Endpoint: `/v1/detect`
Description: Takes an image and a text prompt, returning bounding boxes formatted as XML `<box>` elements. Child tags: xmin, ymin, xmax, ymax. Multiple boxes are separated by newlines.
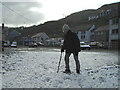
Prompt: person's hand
<box><xmin>61</xmin><ymin>49</ymin><xmax>64</xmax><ymax>52</ymax></box>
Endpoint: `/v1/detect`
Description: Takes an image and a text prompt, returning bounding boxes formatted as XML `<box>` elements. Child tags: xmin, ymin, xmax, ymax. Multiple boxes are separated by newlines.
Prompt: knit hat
<box><xmin>62</xmin><ymin>24</ymin><xmax>71</xmax><ymax>32</ymax></box>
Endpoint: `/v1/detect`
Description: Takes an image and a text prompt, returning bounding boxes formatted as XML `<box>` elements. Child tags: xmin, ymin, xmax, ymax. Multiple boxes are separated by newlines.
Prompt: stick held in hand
<box><xmin>57</xmin><ymin>52</ymin><xmax>62</xmax><ymax>73</ymax></box>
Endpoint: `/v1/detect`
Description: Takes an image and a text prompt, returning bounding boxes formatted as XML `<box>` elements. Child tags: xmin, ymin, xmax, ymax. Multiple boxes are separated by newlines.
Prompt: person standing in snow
<box><xmin>61</xmin><ymin>24</ymin><xmax>81</xmax><ymax>74</ymax></box>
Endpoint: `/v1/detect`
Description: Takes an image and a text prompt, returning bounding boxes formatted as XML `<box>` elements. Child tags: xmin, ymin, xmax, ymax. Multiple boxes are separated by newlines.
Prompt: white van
<box><xmin>80</xmin><ymin>42</ymin><xmax>90</xmax><ymax>50</ymax></box>
<box><xmin>11</xmin><ymin>42</ymin><xmax>17</xmax><ymax>47</ymax></box>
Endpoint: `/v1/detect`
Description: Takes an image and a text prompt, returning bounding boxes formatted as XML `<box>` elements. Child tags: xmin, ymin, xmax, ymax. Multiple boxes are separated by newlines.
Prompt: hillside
<box><xmin>6</xmin><ymin>2</ymin><xmax>119</xmax><ymax>38</ymax></box>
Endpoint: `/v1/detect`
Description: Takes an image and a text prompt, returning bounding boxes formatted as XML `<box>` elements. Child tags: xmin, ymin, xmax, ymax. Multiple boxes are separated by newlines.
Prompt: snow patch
<box><xmin>1</xmin><ymin>49</ymin><xmax>119</xmax><ymax>88</ymax></box>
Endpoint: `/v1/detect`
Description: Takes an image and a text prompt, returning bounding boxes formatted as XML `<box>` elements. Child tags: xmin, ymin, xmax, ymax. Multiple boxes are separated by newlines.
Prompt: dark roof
<box><xmin>94</xmin><ymin>25</ymin><xmax>109</xmax><ymax>32</ymax></box>
<box><xmin>9</xmin><ymin>30</ymin><xmax>21</xmax><ymax>36</ymax></box>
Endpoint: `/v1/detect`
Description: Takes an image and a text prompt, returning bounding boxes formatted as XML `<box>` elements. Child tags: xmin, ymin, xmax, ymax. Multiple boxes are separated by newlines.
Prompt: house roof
<box><xmin>31</xmin><ymin>32</ymin><xmax>49</xmax><ymax>38</ymax></box>
<box><xmin>94</xmin><ymin>25</ymin><xmax>109</xmax><ymax>32</ymax></box>
<box><xmin>9</xmin><ymin>30</ymin><xmax>21</xmax><ymax>36</ymax></box>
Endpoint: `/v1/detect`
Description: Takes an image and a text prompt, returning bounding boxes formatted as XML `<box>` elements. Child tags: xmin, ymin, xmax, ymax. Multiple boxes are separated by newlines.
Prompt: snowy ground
<box><xmin>0</xmin><ymin>47</ymin><xmax>119</xmax><ymax>88</ymax></box>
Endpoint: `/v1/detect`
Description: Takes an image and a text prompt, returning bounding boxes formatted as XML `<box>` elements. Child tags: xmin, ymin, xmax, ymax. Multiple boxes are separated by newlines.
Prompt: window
<box><xmin>91</xmin><ymin>35</ymin><xmax>94</xmax><ymax>39</ymax></box>
<box><xmin>81</xmin><ymin>31</ymin><xmax>85</xmax><ymax>34</ymax></box>
<box><xmin>81</xmin><ymin>35</ymin><xmax>85</xmax><ymax>39</ymax></box>
<box><xmin>112</xmin><ymin>18</ymin><xmax>119</xmax><ymax>25</ymax></box>
<box><xmin>112</xmin><ymin>29</ymin><xmax>118</xmax><ymax>34</ymax></box>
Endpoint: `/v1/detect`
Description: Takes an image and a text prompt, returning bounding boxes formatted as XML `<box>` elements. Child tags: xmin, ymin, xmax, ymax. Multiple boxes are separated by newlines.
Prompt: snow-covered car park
<box><xmin>0</xmin><ymin>47</ymin><xmax>119</xmax><ymax>88</ymax></box>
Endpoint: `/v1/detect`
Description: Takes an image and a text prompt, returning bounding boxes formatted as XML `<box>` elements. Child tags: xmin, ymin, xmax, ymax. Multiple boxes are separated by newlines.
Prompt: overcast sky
<box><xmin>0</xmin><ymin>0</ymin><xmax>119</xmax><ymax>27</ymax></box>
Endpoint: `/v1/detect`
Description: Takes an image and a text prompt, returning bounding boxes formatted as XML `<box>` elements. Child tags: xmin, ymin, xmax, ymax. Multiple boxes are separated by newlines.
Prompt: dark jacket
<box><xmin>62</xmin><ymin>30</ymin><xmax>81</xmax><ymax>53</ymax></box>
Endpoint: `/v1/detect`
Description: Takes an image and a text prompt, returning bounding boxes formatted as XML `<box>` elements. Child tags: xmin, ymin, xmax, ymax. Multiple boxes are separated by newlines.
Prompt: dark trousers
<box><xmin>65</xmin><ymin>52</ymin><xmax>80</xmax><ymax>71</ymax></box>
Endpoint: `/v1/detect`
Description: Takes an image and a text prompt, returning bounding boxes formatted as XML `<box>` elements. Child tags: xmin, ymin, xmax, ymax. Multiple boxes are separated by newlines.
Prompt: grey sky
<box><xmin>0</xmin><ymin>0</ymin><xmax>119</xmax><ymax>27</ymax></box>
<box><xmin>1</xmin><ymin>2</ymin><xmax>44</xmax><ymax>27</ymax></box>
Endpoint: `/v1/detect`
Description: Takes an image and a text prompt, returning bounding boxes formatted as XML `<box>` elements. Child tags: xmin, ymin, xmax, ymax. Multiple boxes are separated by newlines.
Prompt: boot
<box><xmin>63</xmin><ymin>69</ymin><xmax>71</xmax><ymax>73</ymax></box>
<box><xmin>76</xmin><ymin>70</ymin><xmax>80</xmax><ymax>74</ymax></box>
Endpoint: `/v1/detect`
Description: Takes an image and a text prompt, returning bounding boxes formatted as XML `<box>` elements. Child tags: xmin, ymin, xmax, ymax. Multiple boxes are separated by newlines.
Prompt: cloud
<box><xmin>1</xmin><ymin>2</ymin><xmax>44</xmax><ymax>26</ymax></box>
<box><xmin>1</xmin><ymin>0</ymin><xmax>119</xmax><ymax>27</ymax></box>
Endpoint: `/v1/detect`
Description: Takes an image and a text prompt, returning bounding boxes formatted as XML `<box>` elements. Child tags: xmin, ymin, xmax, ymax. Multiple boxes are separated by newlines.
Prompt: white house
<box><xmin>88</xmin><ymin>9</ymin><xmax>112</xmax><ymax>21</ymax></box>
<box><xmin>74</xmin><ymin>25</ymin><xmax>95</xmax><ymax>42</ymax></box>
<box><xmin>31</xmin><ymin>32</ymin><xmax>49</xmax><ymax>43</ymax></box>
<box><xmin>109</xmin><ymin>16</ymin><xmax>120</xmax><ymax>49</ymax></box>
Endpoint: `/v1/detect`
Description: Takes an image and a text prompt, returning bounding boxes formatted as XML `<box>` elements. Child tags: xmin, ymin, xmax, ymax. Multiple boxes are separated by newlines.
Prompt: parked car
<box><xmin>37</xmin><ymin>42</ymin><xmax>44</xmax><ymax>46</ymax></box>
<box><xmin>97</xmin><ymin>42</ymin><xmax>108</xmax><ymax>49</ymax></box>
<box><xmin>90</xmin><ymin>42</ymin><xmax>98</xmax><ymax>48</ymax></box>
<box><xmin>29</xmin><ymin>42</ymin><xmax>37</xmax><ymax>47</ymax></box>
<box><xmin>80</xmin><ymin>42</ymin><xmax>90</xmax><ymax>50</ymax></box>
<box><xmin>33</xmin><ymin>43</ymin><xmax>38</xmax><ymax>47</ymax></box>
<box><xmin>4</xmin><ymin>41</ymin><xmax>10</xmax><ymax>47</ymax></box>
<box><xmin>54</xmin><ymin>42</ymin><xmax>61</xmax><ymax>46</ymax></box>
<box><xmin>60</xmin><ymin>40</ymin><xmax>64</xmax><ymax>46</ymax></box>
<box><xmin>11</xmin><ymin>42</ymin><xmax>17</xmax><ymax>47</ymax></box>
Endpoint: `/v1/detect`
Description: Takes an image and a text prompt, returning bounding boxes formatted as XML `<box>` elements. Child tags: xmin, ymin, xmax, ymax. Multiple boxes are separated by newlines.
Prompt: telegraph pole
<box><xmin>2</xmin><ymin>23</ymin><xmax>4</xmax><ymax>51</ymax></box>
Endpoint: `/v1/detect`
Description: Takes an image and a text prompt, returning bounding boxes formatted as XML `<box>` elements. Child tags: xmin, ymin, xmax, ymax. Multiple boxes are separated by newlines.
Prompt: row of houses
<box><xmin>2</xmin><ymin>16</ymin><xmax>119</xmax><ymax>49</ymax></box>
<box><xmin>3</xmin><ymin>31</ymin><xmax>62</xmax><ymax>46</ymax></box>
<box><xmin>75</xmin><ymin>16</ymin><xmax>119</xmax><ymax>49</ymax></box>
<box><xmin>30</xmin><ymin>33</ymin><xmax>62</xmax><ymax>46</ymax></box>
<box><xmin>28</xmin><ymin>16</ymin><xmax>119</xmax><ymax>49</ymax></box>
<box><xmin>88</xmin><ymin>9</ymin><xmax>112</xmax><ymax>21</ymax></box>
<box><xmin>109</xmin><ymin>17</ymin><xmax>119</xmax><ymax>49</ymax></box>
<box><xmin>23</xmin><ymin>33</ymin><xmax>60</xmax><ymax>46</ymax></box>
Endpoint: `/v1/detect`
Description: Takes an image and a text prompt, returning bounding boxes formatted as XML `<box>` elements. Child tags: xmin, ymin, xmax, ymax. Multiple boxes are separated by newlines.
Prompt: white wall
<box><xmin>109</xmin><ymin>18</ymin><xmax>120</xmax><ymax>48</ymax></box>
<box><xmin>109</xmin><ymin>19</ymin><xmax>119</xmax><ymax>41</ymax></box>
<box><xmin>77</xmin><ymin>25</ymin><xmax>95</xmax><ymax>42</ymax></box>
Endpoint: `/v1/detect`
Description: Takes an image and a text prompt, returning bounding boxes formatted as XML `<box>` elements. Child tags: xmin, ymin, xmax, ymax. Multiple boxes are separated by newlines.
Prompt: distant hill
<box><xmin>6</xmin><ymin>2</ymin><xmax>119</xmax><ymax>38</ymax></box>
